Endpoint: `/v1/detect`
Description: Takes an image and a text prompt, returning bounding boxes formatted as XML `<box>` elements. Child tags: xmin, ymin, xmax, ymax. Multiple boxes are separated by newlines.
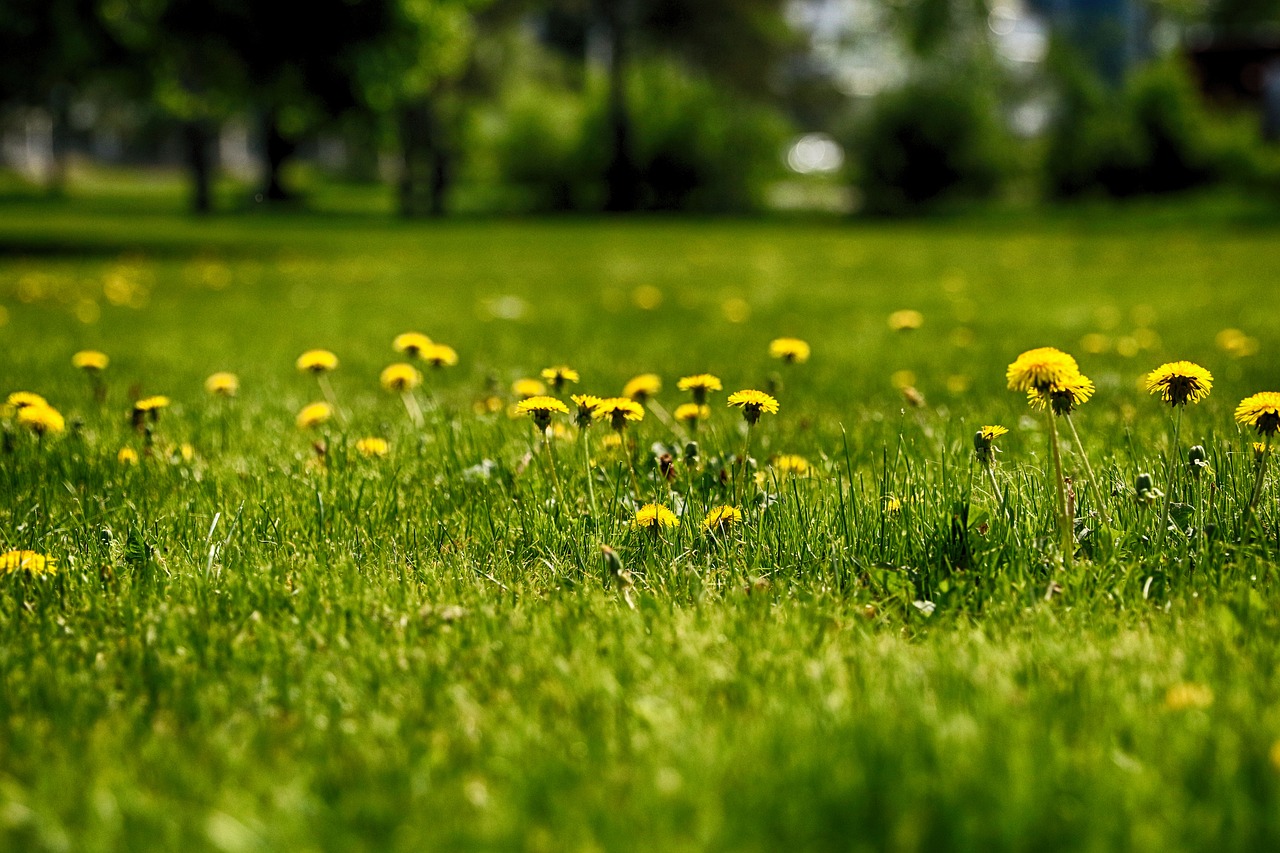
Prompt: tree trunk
<box><xmin>183</xmin><ymin>120</ymin><xmax>214</xmax><ymax>215</ymax></box>
<box><xmin>261</xmin><ymin>110</ymin><xmax>296</xmax><ymax>202</ymax></box>
<box><xmin>397</xmin><ymin>99</ymin><xmax>451</xmax><ymax>218</ymax></box>
<box><xmin>601</xmin><ymin>0</ymin><xmax>639</xmax><ymax>212</ymax></box>
<box><xmin>47</xmin><ymin>84</ymin><xmax>72</xmax><ymax>197</ymax></box>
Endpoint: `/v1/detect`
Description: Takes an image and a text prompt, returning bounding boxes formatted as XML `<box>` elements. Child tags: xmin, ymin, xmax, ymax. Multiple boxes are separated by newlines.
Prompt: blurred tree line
<box><xmin>3</xmin><ymin>0</ymin><xmax>1280</xmax><ymax>216</ymax></box>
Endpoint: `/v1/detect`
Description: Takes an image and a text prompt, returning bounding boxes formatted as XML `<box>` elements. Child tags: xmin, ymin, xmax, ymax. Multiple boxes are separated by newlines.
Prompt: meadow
<box><xmin>1</xmin><ymin>194</ymin><xmax>1279</xmax><ymax>852</ymax></box>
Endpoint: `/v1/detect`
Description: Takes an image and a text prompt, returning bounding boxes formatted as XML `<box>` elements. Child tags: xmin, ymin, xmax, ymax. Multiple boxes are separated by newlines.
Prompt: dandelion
<box><xmin>883</xmin><ymin>496</ymin><xmax>902</xmax><ymax>514</ymax></box>
<box><xmin>974</xmin><ymin>425</ymin><xmax>1009</xmax><ymax>508</ymax></box>
<box><xmin>18</xmin><ymin>403</ymin><xmax>64</xmax><ymax>437</ymax></box>
<box><xmin>1146</xmin><ymin>362</ymin><xmax>1213</xmax><ymax>407</ymax></box>
<box><xmin>634</xmin><ymin>503</ymin><xmax>678</xmax><ymax>532</ymax></box>
<box><xmin>727</xmin><ymin>389</ymin><xmax>779</xmax><ymax>426</ymax></box>
<box><xmin>380</xmin><ymin>363</ymin><xmax>422</xmax><ymax>393</ymax></box>
<box><xmin>1027</xmin><ymin>374</ymin><xmax>1096</xmax><ymax>417</ymax></box>
<box><xmin>594</xmin><ymin>397</ymin><xmax>645</xmax><ymax>431</ymax></box>
<box><xmin>540</xmin><ymin>366</ymin><xmax>580</xmax><ymax>393</ymax></box>
<box><xmin>571</xmin><ymin>394</ymin><xmax>602</xmax><ymax>428</ymax></box>
<box><xmin>0</xmin><ymin>550</ymin><xmax>55</xmax><ymax>576</ymax></box>
<box><xmin>674</xmin><ymin>403</ymin><xmax>710</xmax><ymax>430</ymax></box>
<box><xmin>356</xmin><ymin>437</ymin><xmax>389</xmax><ymax>458</ymax></box>
<box><xmin>887</xmin><ymin>309</ymin><xmax>923</xmax><ymax>331</ymax></box>
<box><xmin>1237</xmin><ymin>392</ymin><xmax>1280</xmax><ymax>534</ymax></box>
<box><xmin>513</xmin><ymin>378</ymin><xmax>547</xmax><ymax>399</ymax></box>
<box><xmin>515</xmin><ymin>395</ymin><xmax>570</xmax><ymax>432</ymax></box>
<box><xmin>393</xmin><ymin>332</ymin><xmax>432</xmax><ymax>358</ymax></box>
<box><xmin>702</xmin><ymin>505</ymin><xmax>742</xmax><ymax>536</ymax></box>
<box><xmin>72</xmin><ymin>350</ymin><xmax>109</xmax><ymax>371</ymax></box>
<box><xmin>296</xmin><ymin>349</ymin><xmax>339</xmax><ymax>374</ymax></box>
<box><xmin>296</xmin><ymin>402</ymin><xmax>332</xmax><ymax>430</ymax></box>
<box><xmin>772</xmin><ymin>454</ymin><xmax>810</xmax><ymax>478</ymax></box>
<box><xmin>205</xmin><ymin>372</ymin><xmax>239</xmax><ymax>397</ymax></box>
<box><xmin>1006</xmin><ymin>347</ymin><xmax>1079</xmax><ymax>394</ymax></box>
<box><xmin>623</xmin><ymin>373</ymin><xmax>662</xmax><ymax>403</ymax></box>
<box><xmin>422</xmin><ymin>343</ymin><xmax>458</xmax><ymax>368</ymax></box>
<box><xmin>1256</xmin><ymin>442</ymin><xmax>1272</xmax><ymax>461</ymax></box>
<box><xmin>769</xmin><ymin>337</ymin><xmax>810</xmax><ymax>364</ymax></box>
<box><xmin>118</xmin><ymin>447</ymin><xmax>139</xmax><ymax>465</ymax></box>
<box><xmin>7</xmin><ymin>392</ymin><xmax>47</xmax><ymax>410</ymax></box>
<box><xmin>677</xmin><ymin>374</ymin><xmax>722</xmax><ymax>404</ymax></box>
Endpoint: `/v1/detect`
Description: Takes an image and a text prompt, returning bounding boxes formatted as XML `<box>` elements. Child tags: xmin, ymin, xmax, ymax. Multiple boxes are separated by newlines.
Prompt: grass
<box><xmin>1</xmin><ymin>192</ymin><xmax>1279</xmax><ymax>851</ymax></box>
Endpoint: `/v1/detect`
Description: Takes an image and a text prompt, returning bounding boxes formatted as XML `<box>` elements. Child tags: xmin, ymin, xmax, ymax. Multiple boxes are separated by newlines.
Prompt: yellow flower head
<box><xmin>134</xmin><ymin>396</ymin><xmax>170</xmax><ymax>414</ymax></box>
<box><xmin>727</xmin><ymin>389</ymin><xmax>780</xmax><ymax>425</ymax></box>
<box><xmin>883</xmin><ymin>495</ymin><xmax>902</xmax><ymax>514</ymax></box>
<box><xmin>1255</xmin><ymin>442</ymin><xmax>1272</xmax><ymax>460</ymax></box>
<box><xmin>674</xmin><ymin>403</ymin><xmax>710</xmax><ymax>424</ymax></box>
<box><xmin>72</xmin><ymin>350</ymin><xmax>109</xmax><ymax>371</ymax></box>
<box><xmin>356</xmin><ymin>437</ymin><xmax>389</xmax><ymax>458</ymax></box>
<box><xmin>571</xmin><ymin>394</ymin><xmax>602</xmax><ymax>427</ymax></box>
<box><xmin>1145</xmin><ymin>361</ymin><xmax>1212</xmax><ymax>407</ymax></box>
<box><xmin>1006</xmin><ymin>347</ymin><xmax>1080</xmax><ymax>393</ymax></box>
<box><xmin>769</xmin><ymin>337</ymin><xmax>811</xmax><ymax>363</ymax></box>
<box><xmin>117</xmin><ymin>447</ymin><xmax>139</xmax><ymax>465</ymax></box>
<box><xmin>0</xmin><ymin>550</ymin><xmax>56</xmax><ymax>576</ymax></box>
<box><xmin>1236</xmin><ymin>392</ymin><xmax>1280</xmax><ymax>436</ymax></box>
<box><xmin>513</xmin><ymin>378</ymin><xmax>546</xmax><ymax>399</ymax></box>
<box><xmin>540</xmin><ymin>366</ymin><xmax>580</xmax><ymax>390</ymax></box>
<box><xmin>296</xmin><ymin>401</ymin><xmax>333</xmax><ymax>429</ymax></box>
<box><xmin>18</xmin><ymin>403</ymin><xmax>65</xmax><ymax>436</ymax></box>
<box><xmin>1027</xmin><ymin>374</ymin><xmax>1095</xmax><ymax>416</ymax></box>
<box><xmin>422</xmin><ymin>343</ymin><xmax>458</xmax><ymax>368</ymax></box>
<box><xmin>974</xmin><ymin>425</ymin><xmax>1008</xmax><ymax>462</ymax></box>
<box><xmin>205</xmin><ymin>372</ymin><xmax>239</xmax><ymax>397</ymax></box>
<box><xmin>516</xmin><ymin>395</ymin><xmax>570</xmax><ymax>430</ymax></box>
<box><xmin>772</xmin><ymin>454</ymin><xmax>810</xmax><ymax>477</ymax></box>
<box><xmin>634</xmin><ymin>503</ymin><xmax>679</xmax><ymax>531</ymax></box>
<box><xmin>594</xmin><ymin>397</ymin><xmax>645</xmax><ymax>430</ymax></box>
<box><xmin>7</xmin><ymin>392</ymin><xmax>48</xmax><ymax>410</ymax></box>
<box><xmin>702</xmin><ymin>505</ymin><xmax>742</xmax><ymax>534</ymax></box>
<box><xmin>623</xmin><ymin>373</ymin><xmax>662</xmax><ymax>402</ymax></box>
<box><xmin>393</xmin><ymin>332</ymin><xmax>433</xmax><ymax>358</ymax></box>
<box><xmin>296</xmin><ymin>349</ymin><xmax>339</xmax><ymax>374</ymax></box>
<box><xmin>887</xmin><ymin>309</ymin><xmax>923</xmax><ymax>332</ymax></box>
<box><xmin>677</xmin><ymin>373</ymin><xmax>722</xmax><ymax>404</ymax></box>
<box><xmin>979</xmin><ymin>424</ymin><xmax>1009</xmax><ymax>442</ymax></box>
<box><xmin>380</xmin><ymin>363</ymin><xmax>423</xmax><ymax>393</ymax></box>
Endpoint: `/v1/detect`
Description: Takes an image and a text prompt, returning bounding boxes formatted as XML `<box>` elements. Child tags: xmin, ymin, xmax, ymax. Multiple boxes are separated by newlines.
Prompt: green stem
<box><xmin>1047</xmin><ymin>414</ymin><xmax>1073</xmax><ymax>567</ymax></box>
<box><xmin>1065</xmin><ymin>414</ymin><xmax>1109</xmax><ymax>525</ymax></box>
<box><xmin>1242</xmin><ymin>436</ymin><xmax>1273</xmax><ymax>539</ymax></box>
<box><xmin>1156</xmin><ymin>407</ymin><xmax>1182</xmax><ymax>549</ymax></box>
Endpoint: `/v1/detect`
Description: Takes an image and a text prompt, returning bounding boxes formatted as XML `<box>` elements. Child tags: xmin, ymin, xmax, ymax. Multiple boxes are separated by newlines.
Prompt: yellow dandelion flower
<box><xmin>1006</xmin><ymin>347</ymin><xmax>1080</xmax><ymax>393</ymax></box>
<box><xmin>674</xmin><ymin>403</ymin><xmax>710</xmax><ymax>424</ymax></box>
<box><xmin>356</xmin><ymin>437</ymin><xmax>389</xmax><ymax>458</ymax></box>
<box><xmin>727</xmin><ymin>389</ymin><xmax>780</xmax><ymax>425</ymax></box>
<box><xmin>117</xmin><ymin>447</ymin><xmax>139</xmax><ymax>465</ymax></box>
<box><xmin>18</xmin><ymin>403</ymin><xmax>65</xmax><ymax>436</ymax></box>
<box><xmin>134</xmin><ymin>396</ymin><xmax>170</xmax><ymax>413</ymax></box>
<box><xmin>772</xmin><ymin>454</ymin><xmax>810</xmax><ymax>477</ymax></box>
<box><xmin>422</xmin><ymin>343</ymin><xmax>458</xmax><ymax>368</ymax></box>
<box><xmin>1145</xmin><ymin>361</ymin><xmax>1213</xmax><ymax>407</ymax></box>
<box><xmin>1256</xmin><ymin>442</ymin><xmax>1272</xmax><ymax>460</ymax></box>
<box><xmin>204</xmin><ymin>372</ymin><xmax>239</xmax><ymax>397</ymax></box>
<box><xmin>677</xmin><ymin>373</ymin><xmax>722</xmax><ymax>404</ymax></box>
<box><xmin>513</xmin><ymin>378</ymin><xmax>546</xmax><ymax>398</ymax></box>
<box><xmin>634</xmin><ymin>503</ymin><xmax>679</xmax><ymax>531</ymax></box>
<box><xmin>887</xmin><ymin>309</ymin><xmax>923</xmax><ymax>331</ymax></box>
<box><xmin>393</xmin><ymin>332</ymin><xmax>432</xmax><ymax>358</ymax></box>
<box><xmin>623</xmin><ymin>373</ymin><xmax>662</xmax><ymax>402</ymax></box>
<box><xmin>296</xmin><ymin>402</ymin><xmax>333</xmax><ymax>429</ymax></box>
<box><xmin>1236</xmin><ymin>392</ymin><xmax>1280</xmax><ymax>436</ymax></box>
<box><xmin>380</xmin><ymin>363</ymin><xmax>423</xmax><ymax>393</ymax></box>
<box><xmin>594</xmin><ymin>397</ymin><xmax>645</xmax><ymax>430</ymax></box>
<box><xmin>72</xmin><ymin>350</ymin><xmax>109</xmax><ymax>371</ymax></box>
<box><xmin>702</xmin><ymin>505</ymin><xmax>742</xmax><ymax>534</ymax></box>
<box><xmin>0</xmin><ymin>550</ymin><xmax>55</xmax><ymax>576</ymax></box>
<box><xmin>599</xmin><ymin>433</ymin><xmax>624</xmax><ymax>453</ymax></box>
<box><xmin>1217</xmin><ymin>328</ymin><xmax>1260</xmax><ymax>358</ymax></box>
<box><xmin>974</xmin><ymin>425</ymin><xmax>1008</xmax><ymax>462</ymax></box>
<box><xmin>769</xmin><ymin>337</ymin><xmax>810</xmax><ymax>363</ymax></box>
<box><xmin>571</xmin><ymin>394</ymin><xmax>602</xmax><ymax>427</ymax></box>
<box><xmin>296</xmin><ymin>349</ymin><xmax>338</xmax><ymax>373</ymax></box>
<box><xmin>1027</xmin><ymin>374</ymin><xmax>1095</xmax><ymax>417</ymax></box>
<box><xmin>980</xmin><ymin>425</ymin><xmax>1008</xmax><ymax>441</ymax></box>
<box><xmin>7</xmin><ymin>392</ymin><xmax>48</xmax><ymax>410</ymax></box>
<box><xmin>540</xmin><ymin>366</ymin><xmax>580</xmax><ymax>390</ymax></box>
<box><xmin>883</xmin><ymin>495</ymin><xmax>902</xmax><ymax>514</ymax></box>
<box><xmin>516</xmin><ymin>395</ymin><xmax>570</xmax><ymax>430</ymax></box>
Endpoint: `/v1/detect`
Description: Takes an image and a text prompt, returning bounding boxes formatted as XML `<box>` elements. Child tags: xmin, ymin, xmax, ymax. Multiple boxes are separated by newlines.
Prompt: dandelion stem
<box><xmin>401</xmin><ymin>391</ymin><xmax>424</xmax><ymax>427</ymax></box>
<box><xmin>581</xmin><ymin>430</ymin><xmax>598</xmax><ymax>520</ymax></box>
<box><xmin>1156</xmin><ymin>407</ymin><xmax>1183</xmax><ymax>549</ymax></box>
<box><xmin>1047</xmin><ymin>413</ymin><xmax>1072</xmax><ymax>566</ymax></box>
<box><xmin>543</xmin><ymin>432</ymin><xmax>565</xmax><ymax>508</ymax></box>
<box><xmin>1242</xmin><ymin>435</ymin><xmax>1273</xmax><ymax>539</ymax></box>
<box><xmin>1065</xmin><ymin>414</ymin><xmax>1109</xmax><ymax>525</ymax></box>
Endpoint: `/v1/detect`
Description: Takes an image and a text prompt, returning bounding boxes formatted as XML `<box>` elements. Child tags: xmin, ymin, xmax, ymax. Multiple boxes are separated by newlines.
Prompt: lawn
<box><xmin>1</xmin><ymin>195</ymin><xmax>1279</xmax><ymax>851</ymax></box>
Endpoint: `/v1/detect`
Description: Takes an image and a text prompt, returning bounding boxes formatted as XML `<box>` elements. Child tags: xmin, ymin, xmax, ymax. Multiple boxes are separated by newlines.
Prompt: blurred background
<box><xmin>3</xmin><ymin>0</ymin><xmax>1280</xmax><ymax>217</ymax></box>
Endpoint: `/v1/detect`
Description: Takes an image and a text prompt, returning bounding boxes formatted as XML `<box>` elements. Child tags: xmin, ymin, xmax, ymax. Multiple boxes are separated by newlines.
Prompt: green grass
<box><xmin>1</xmin><ymin>194</ymin><xmax>1279</xmax><ymax>851</ymax></box>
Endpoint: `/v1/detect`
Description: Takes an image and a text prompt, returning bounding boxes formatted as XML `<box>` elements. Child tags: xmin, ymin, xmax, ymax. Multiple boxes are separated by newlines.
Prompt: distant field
<box><xmin>1</xmin><ymin>196</ymin><xmax>1279</xmax><ymax>851</ymax></box>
